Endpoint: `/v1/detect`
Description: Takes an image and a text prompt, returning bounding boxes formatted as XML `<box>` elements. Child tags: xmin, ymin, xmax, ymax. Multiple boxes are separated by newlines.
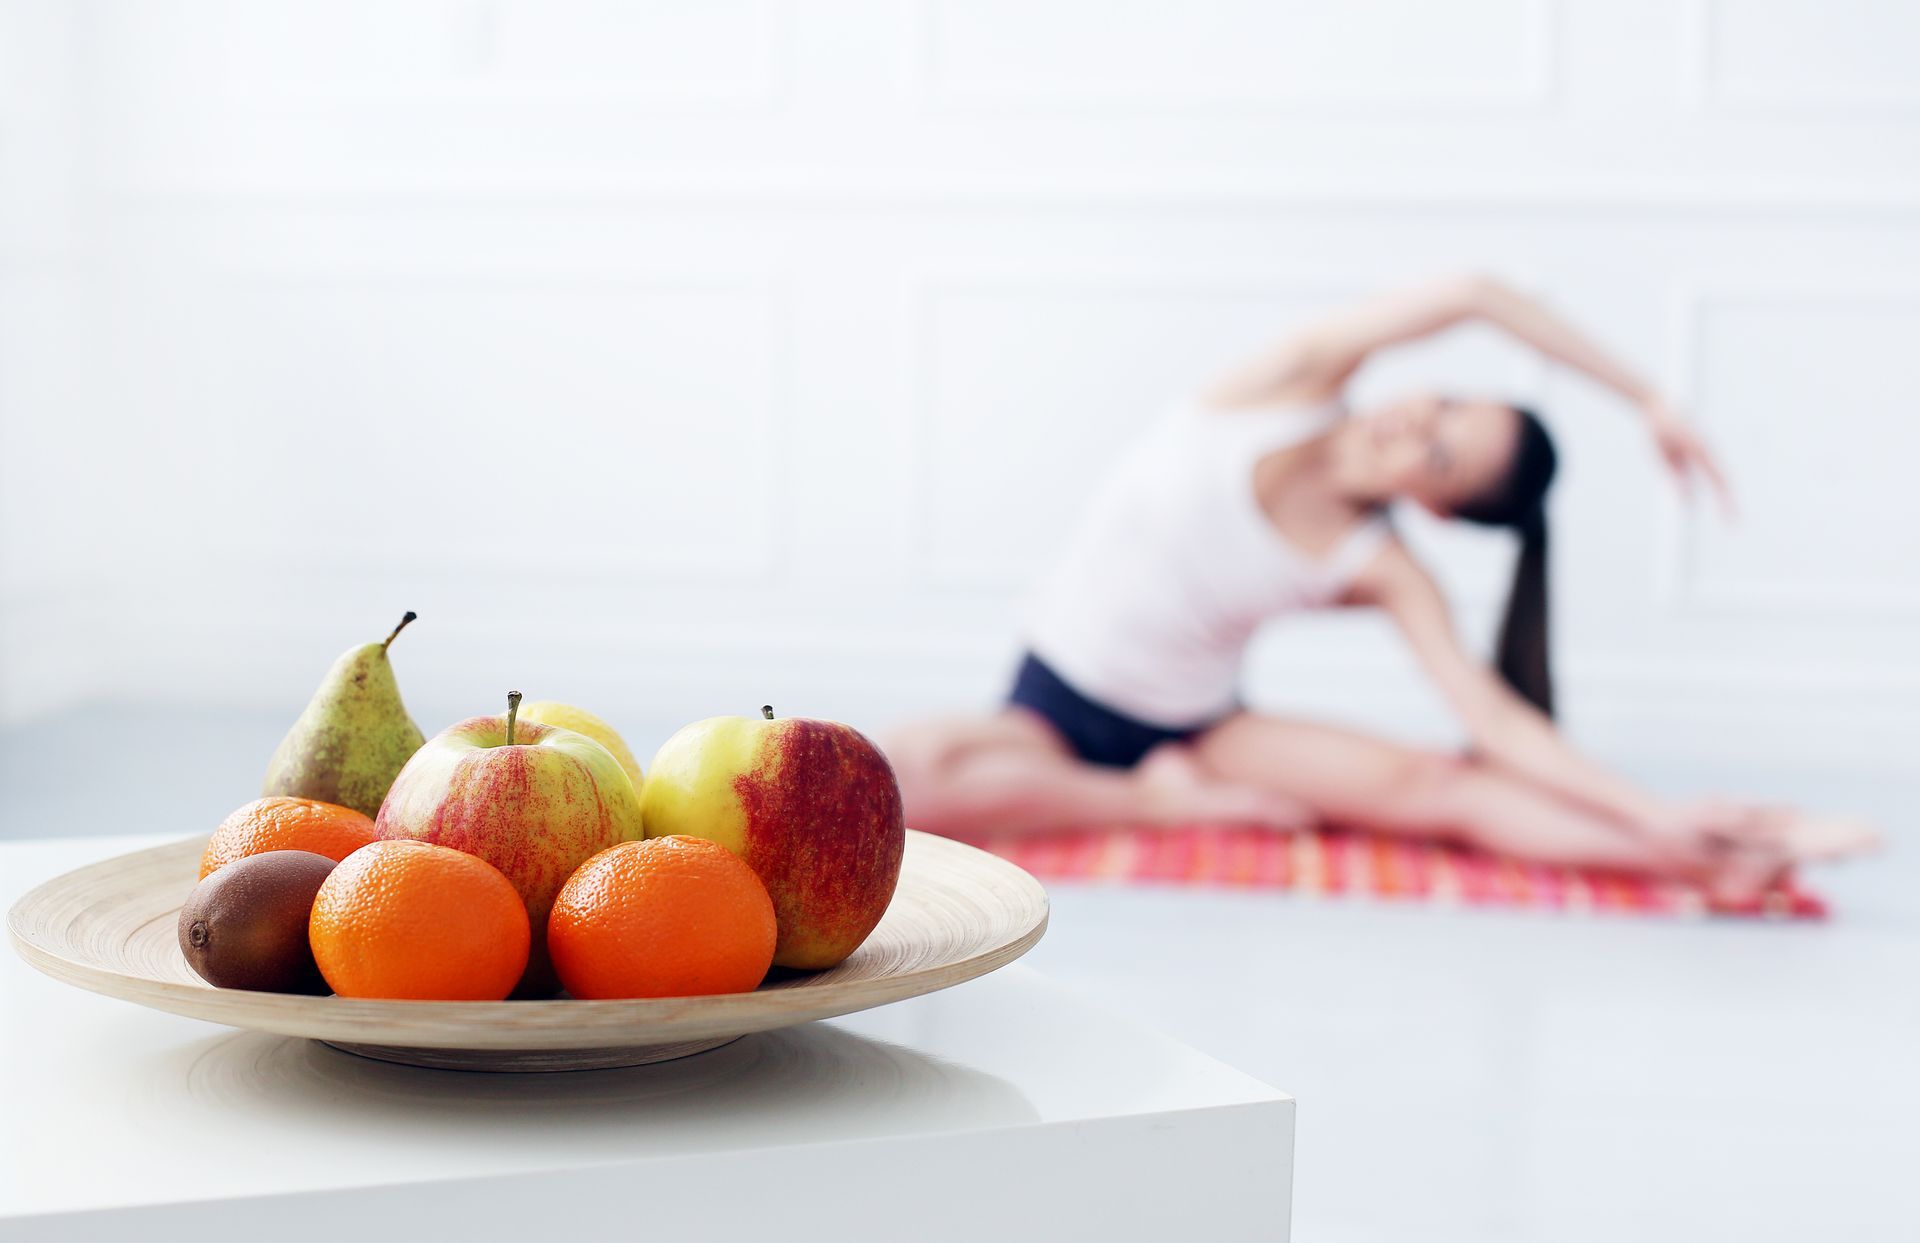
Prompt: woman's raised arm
<box><xmin>1468</xmin><ymin>280</ymin><xmax>1734</xmax><ymax>513</ymax></box>
<box><xmin>1208</xmin><ymin>273</ymin><xmax>1493</xmax><ymax>408</ymax></box>
<box><xmin>1211</xmin><ymin>274</ymin><xmax>1734</xmax><ymax>511</ymax></box>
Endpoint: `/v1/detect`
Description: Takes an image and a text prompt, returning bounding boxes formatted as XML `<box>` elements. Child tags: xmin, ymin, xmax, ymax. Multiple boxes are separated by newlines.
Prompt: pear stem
<box><xmin>506</xmin><ymin>690</ymin><xmax>523</xmax><ymax>746</ymax></box>
<box><xmin>381</xmin><ymin>611</ymin><xmax>418</xmax><ymax>653</ymax></box>
<box><xmin>761</xmin><ymin>705</ymin><xmax>775</xmax><ymax>720</ymax></box>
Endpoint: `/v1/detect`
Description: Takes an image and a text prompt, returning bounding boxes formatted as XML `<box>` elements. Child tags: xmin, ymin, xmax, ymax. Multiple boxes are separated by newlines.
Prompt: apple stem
<box><xmin>381</xmin><ymin>611</ymin><xmax>418</xmax><ymax>653</ymax></box>
<box><xmin>761</xmin><ymin>705</ymin><xmax>775</xmax><ymax>720</ymax></box>
<box><xmin>506</xmin><ymin>690</ymin><xmax>523</xmax><ymax>746</ymax></box>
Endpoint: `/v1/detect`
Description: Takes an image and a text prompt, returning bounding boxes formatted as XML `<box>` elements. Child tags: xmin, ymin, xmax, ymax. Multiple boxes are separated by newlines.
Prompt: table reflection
<box><xmin>129</xmin><ymin>1021</ymin><xmax>1038</xmax><ymax>1160</ymax></box>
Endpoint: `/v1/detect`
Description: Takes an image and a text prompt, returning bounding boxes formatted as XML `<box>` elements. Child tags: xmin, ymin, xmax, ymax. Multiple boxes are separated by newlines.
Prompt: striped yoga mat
<box><xmin>948</xmin><ymin>824</ymin><xmax>1827</xmax><ymax>919</ymax></box>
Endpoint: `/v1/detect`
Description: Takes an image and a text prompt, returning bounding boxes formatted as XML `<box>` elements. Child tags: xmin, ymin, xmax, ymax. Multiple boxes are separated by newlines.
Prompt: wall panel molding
<box><xmin>99</xmin><ymin>0</ymin><xmax>790</xmax><ymax>111</ymax></box>
<box><xmin>911</xmin><ymin>0</ymin><xmax>1560</xmax><ymax>113</ymax></box>
<box><xmin>1663</xmin><ymin>281</ymin><xmax>1920</xmax><ymax>619</ymax></box>
<box><xmin>1688</xmin><ymin>0</ymin><xmax>1920</xmax><ymax>114</ymax></box>
<box><xmin>97</xmin><ymin>176</ymin><xmax>1920</xmax><ymax>214</ymax></box>
<box><xmin>115</xmin><ymin>264</ymin><xmax>790</xmax><ymax>585</ymax></box>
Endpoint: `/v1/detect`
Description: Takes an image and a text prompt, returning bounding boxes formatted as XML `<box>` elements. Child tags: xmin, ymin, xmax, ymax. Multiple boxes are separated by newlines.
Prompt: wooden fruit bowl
<box><xmin>8</xmin><ymin>830</ymin><xmax>1048</xmax><ymax>1072</ymax></box>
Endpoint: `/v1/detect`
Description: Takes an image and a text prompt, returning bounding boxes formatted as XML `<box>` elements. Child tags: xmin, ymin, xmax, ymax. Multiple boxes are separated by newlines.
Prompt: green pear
<box><xmin>262</xmin><ymin>612</ymin><xmax>427</xmax><ymax>818</ymax></box>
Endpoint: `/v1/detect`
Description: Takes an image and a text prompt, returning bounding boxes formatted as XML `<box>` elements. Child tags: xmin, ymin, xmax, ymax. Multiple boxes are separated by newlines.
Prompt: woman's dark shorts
<box><xmin>1007</xmin><ymin>652</ymin><xmax>1211</xmax><ymax>769</ymax></box>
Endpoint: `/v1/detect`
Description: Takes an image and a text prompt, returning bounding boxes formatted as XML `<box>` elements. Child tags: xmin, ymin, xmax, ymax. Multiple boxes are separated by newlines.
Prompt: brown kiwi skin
<box><xmin>179</xmin><ymin>849</ymin><xmax>338</xmax><ymax>994</ymax></box>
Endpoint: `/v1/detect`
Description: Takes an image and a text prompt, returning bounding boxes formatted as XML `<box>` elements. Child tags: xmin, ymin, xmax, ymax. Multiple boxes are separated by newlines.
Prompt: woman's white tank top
<box><xmin>1025</xmin><ymin>400</ymin><xmax>1391</xmax><ymax>729</ymax></box>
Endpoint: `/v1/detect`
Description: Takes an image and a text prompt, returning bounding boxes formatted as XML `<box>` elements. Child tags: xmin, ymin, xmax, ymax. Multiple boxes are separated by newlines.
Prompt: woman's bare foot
<box><xmin>1744</xmin><ymin>806</ymin><xmax>1882</xmax><ymax>863</ymax></box>
<box><xmin>1666</xmin><ymin>800</ymin><xmax>1878</xmax><ymax>905</ymax></box>
<box><xmin>1137</xmin><ymin>743</ymin><xmax>1314</xmax><ymax>831</ymax></box>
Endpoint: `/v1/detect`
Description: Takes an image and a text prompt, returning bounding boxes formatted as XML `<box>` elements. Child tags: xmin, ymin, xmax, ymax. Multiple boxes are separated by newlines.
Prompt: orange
<box><xmin>548</xmin><ymin>836</ymin><xmax>776</xmax><ymax>1000</ymax></box>
<box><xmin>200</xmin><ymin>797</ymin><xmax>377</xmax><ymax>880</ymax></box>
<box><xmin>308</xmin><ymin>840</ymin><xmax>529</xmax><ymax>1001</ymax></box>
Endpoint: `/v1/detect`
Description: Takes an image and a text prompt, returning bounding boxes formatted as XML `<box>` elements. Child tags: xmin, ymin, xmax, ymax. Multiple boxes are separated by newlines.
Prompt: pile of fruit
<box><xmin>178</xmin><ymin>614</ymin><xmax>906</xmax><ymax>1001</ymax></box>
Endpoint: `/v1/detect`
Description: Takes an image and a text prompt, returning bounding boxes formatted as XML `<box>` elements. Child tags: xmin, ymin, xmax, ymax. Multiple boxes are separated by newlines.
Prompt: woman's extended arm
<box><xmin>1462</xmin><ymin>277</ymin><xmax>1656</xmax><ymax>406</ymax></box>
<box><xmin>1352</xmin><ymin>540</ymin><xmax>1676</xmax><ymax>836</ymax></box>
<box><xmin>1210</xmin><ymin>274</ymin><xmax>1733</xmax><ymax>509</ymax></box>
<box><xmin>1207</xmin><ymin>273</ymin><xmax>1493</xmax><ymax>408</ymax></box>
<box><xmin>1468</xmin><ymin>280</ymin><xmax>1733</xmax><ymax>512</ymax></box>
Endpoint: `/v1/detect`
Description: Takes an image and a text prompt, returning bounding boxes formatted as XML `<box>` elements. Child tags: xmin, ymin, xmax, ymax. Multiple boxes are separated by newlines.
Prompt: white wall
<box><xmin>3</xmin><ymin>0</ymin><xmax>1918</xmax><ymax>770</ymax></box>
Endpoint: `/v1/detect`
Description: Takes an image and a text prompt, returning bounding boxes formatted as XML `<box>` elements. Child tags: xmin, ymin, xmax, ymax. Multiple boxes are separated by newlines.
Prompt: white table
<box><xmin>0</xmin><ymin>835</ymin><xmax>1294</xmax><ymax>1242</ymax></box>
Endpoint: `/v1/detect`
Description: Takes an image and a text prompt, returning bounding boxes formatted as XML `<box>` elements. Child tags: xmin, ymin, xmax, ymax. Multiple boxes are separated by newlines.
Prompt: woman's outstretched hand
<box><xmin>1638</xmin><ymin>798</ymin><xmax>1799</xmax><ymax>903</ymax></box>
<box><xmin>1637</xmin><ymin>797</ymin><xmax>1756</xmax><ymax>868</ymax></box>
<box><xmin>1644</xmin><ymin>396</ymin><xmax>1737</xmax><ymax>518</ymax></box>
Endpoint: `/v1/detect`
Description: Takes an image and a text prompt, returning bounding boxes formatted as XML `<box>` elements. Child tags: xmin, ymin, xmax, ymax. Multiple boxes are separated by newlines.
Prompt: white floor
<box><xmin>1032</xmin><ymin>867</ymin><xmax>1919</xmax><ymax>1242</ymax></box>
<box><xmin>5</xmin><ymin>708</ymin><xmax>1914</xmax><ymax>1241</ymax></box>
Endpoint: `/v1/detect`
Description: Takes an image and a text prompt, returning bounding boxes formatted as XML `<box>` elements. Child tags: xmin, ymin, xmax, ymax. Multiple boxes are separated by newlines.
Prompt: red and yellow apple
<box><xmin>640</xmin><ymin>707</ymin><xmax>904</xmax><ymax>970</ymax></box>
<box><xmin>373</xmin><ymin>692</ymin><xmax>644</xmax><ymax>992</ymax></box>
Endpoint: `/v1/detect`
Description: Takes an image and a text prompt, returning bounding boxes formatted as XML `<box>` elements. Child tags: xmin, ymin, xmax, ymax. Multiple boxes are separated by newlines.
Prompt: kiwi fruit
<box><xmin>179</xmin><ymin>849</ymin><xmax>337</xmax><ymax>994</ymax></box>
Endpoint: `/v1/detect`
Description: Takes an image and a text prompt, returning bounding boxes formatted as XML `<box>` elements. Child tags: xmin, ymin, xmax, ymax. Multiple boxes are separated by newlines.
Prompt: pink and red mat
<box><xmin>946</xmin><ymin>824</ymin><xmax>1827</xmax><ymax>919</ymax></box>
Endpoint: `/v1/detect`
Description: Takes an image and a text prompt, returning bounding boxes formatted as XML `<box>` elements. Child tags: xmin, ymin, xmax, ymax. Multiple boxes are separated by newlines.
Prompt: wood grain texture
<box><xmin>7</xmin><ymin>831</ymin><xmax>1048</xmax><ymax>1072</ymax></box>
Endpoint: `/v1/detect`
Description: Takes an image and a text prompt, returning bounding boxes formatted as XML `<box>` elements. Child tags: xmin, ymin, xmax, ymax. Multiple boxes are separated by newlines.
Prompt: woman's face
<box><xmin>1342</xmin><ymin>393</ymin><xmax>1521</xmax><ymax>513</ymax></box>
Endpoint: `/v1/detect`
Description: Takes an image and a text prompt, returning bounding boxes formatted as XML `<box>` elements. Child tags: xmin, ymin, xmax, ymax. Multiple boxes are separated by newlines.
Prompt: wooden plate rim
<box><xmin>7</xmin><ymin>830</ymin><xmax>1049</xmax><ymax>1051</ymax></box>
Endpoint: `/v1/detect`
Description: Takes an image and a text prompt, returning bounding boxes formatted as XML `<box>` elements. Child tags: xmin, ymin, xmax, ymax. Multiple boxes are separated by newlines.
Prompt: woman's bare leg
<box><xmin>883</xmin><ymin>710</ymin><xmax>1307</xmax><ymax>837</ymax></box>
<box><xmin>1192</xmin><ymin>712</ymin><xmax>1767</xmax><ymax>886</ymax></box>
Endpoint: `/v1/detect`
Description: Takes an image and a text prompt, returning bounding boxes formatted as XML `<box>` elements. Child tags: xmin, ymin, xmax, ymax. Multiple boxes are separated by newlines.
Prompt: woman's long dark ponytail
<box><xmin>1457</xmin><ymin>409</ymin><xmax>1558</xmax><ymax>718</ymax></box>
<box><xmin>1495</xmin><ymin>509</ymin><xmax>1552</xmax><ymax>716</ymax></box>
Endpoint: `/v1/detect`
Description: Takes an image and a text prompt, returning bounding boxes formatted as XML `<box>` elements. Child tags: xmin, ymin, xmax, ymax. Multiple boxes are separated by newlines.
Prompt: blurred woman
<box><xmin>886</xmin><ymin>275</ymin><xmax>1873</xmax><ymax>902</ymax></box>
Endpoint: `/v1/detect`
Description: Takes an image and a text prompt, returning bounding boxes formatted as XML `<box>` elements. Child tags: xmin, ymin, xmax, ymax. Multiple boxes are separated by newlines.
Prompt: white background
<box><xmin>3</xmin><ymin>0</ymin><xmax>1918</xmax><ymax>771</ymax></box>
